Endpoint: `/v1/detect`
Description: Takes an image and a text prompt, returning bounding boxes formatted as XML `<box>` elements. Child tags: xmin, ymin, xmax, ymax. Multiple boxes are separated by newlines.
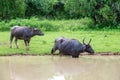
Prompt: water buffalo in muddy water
<box><xmin>10</xmin><ymin>26</ymin><xmax>44</xmax><ymax>50</ymax></box>
<box><xmin>51</xmin><ymin>37</ymin><xmax>94</xmax><ymax>58</ymax></box>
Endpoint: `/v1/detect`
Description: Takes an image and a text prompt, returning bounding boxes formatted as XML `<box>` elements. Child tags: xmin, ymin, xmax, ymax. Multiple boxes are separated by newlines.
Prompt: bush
<box><xmin>0</xmin><ymin>0</ymin><xmax>25</xmax><ymax>21</ymax></box>
<box><xmin>0</xmin><ymin>21</ymin><xmax>10</xmax><ymax>31</ymax></box>
<box><xmin>0</xmin><ymin>17</ymin><xmax>94</xmax><ymax>31</ymax></box>
<box><xmin>0</xmin><ymin>0</ymin><xmax>120</xmax><ymax>28</ymax></box>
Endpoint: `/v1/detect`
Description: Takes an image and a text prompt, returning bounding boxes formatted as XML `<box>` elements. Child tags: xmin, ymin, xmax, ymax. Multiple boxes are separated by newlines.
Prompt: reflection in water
<box><xmin>0</xmin><ymin>56</ymin><xmax>120</xmax><ymax>80</ymax></box>
<box><xmin>48</xmin><ymin>75</ymin><xmax>65</xmax><ymax>80</ymax></box>
<box><xmin>52</xmin><ymin>56</ymin><xmax>97</xmax><ymax>75</ymax></box>
<box><xmin>50</xmin><ymin>56</ymin><xmax>120</xmax><ymax>80</ymax></box>
<box><xmin>49</xmin><ymin>56</ymin><xmax>97</xmax><ymax>80</ymax></box>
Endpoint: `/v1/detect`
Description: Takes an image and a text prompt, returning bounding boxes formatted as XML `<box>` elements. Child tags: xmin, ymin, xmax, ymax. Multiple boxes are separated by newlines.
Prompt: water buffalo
<box><xmin>51</xmin><ymin>37</ymin><xmax>69</xmax><ymax>54</ymax></box>
<box><xmin>10</xmin><ymin>26</ymin><xmax>44</xmax><ymax>50</ymax></box>
<box><xmin>51</xmin><ymin>37</ymin><xmax>94</xmax><ymax>58</ymax></box>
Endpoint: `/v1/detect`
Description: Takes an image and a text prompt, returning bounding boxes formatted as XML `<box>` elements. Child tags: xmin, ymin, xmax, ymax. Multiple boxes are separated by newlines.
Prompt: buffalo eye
<box><xmin>34</xmin><ymin>29</ymin><xmax>39</xmax><ymax>32</ymax></box>
<box><xmin>33</xmin><ymin>28</ymin><xmax>39</xmax><ymax>31</ymax></box>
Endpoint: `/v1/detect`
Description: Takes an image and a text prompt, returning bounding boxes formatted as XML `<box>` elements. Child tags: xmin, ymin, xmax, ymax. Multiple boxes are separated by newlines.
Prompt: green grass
<box><xmin>0</xmin><ymin>30</ymin><xmax>120</xmax><ymax>55</ymax></box>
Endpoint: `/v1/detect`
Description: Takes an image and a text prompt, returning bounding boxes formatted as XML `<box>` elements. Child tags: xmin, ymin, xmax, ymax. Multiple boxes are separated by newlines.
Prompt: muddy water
<box><xmin>0</xmin><ymin>56</ymin><xmax>120</xmax><ymax>80</ymax></box>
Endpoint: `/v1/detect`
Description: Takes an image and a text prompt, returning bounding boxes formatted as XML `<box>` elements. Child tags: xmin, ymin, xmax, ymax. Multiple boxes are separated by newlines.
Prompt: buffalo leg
<box><xmin>10</xmin><ymin>34</ymin><xmax>14</xmax><ymax>48</ymax></box>
<box><xmin>15</xmin><ymin>38</ymin><xmax>18</xmax><ymax>48</ymax></box>
<box><xmin>27</xmin><ymin>39</ymin><xmax>30</xmax><ymax>50</ymax></box>
<box><xmin>72</xmin><ymin>52</ymin><xmax>79</xmax><ymax>58</ymax></box>
<box><xmin>28</xmin><ymin>39</ymin><xmax>30</xmax><ymax>46</ymax></box>
<box><xmin>59</xmin><ymin>52</ymin><xmax>63</xmax><ymax>56</ymax></box>
<box><xmin>24</xmin><ymin>40</ymin><xmax>29</xmax><ymax>51</ymax></box>
<box><xmin>51</xmin><ymin>46</ymin><xmax>58</xmax><ymax>55</ymax></box>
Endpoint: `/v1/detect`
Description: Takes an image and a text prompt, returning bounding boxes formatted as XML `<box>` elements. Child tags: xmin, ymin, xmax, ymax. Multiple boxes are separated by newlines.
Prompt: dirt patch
<box><xmin>81</xmin><ymin>52</ymin><xmax>120</xmax><ymax>56</ymax></box>
<box><xmin>0</xmin><ymin>42</ymin><xmax>9</xmax><ymax>45</ymax></box>
<box><xmin>97</xmin><ymin>52</ymin><xmax>120</xmax><ymax>56</ymax></box>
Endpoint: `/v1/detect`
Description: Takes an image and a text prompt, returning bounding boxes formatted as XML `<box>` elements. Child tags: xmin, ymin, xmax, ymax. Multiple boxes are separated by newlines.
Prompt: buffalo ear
<box><xmin>33</xmin><ymin>28</ymin><xmax>39</xmax><ymax>32</ymax></box>
<box><xmin>82</xmin><ymin>45</ymin><xmax>86</xmax><ymax>51</ymax></box>
<box><xmin>33</xmin><ymin>28</ymin><xmax>38</xmax><ymax>31</ymax></box>
<box><xmin>60</xmin><ymin>39</ymin><xmax>64</xmax><ymax>43</ymax></box>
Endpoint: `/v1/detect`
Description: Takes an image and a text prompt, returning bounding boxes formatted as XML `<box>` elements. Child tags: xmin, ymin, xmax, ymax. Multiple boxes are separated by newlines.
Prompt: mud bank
<box><xmin>0</xmin><ymin>52</ymin><xmax>119</xmax><ymax>56</ymax></box>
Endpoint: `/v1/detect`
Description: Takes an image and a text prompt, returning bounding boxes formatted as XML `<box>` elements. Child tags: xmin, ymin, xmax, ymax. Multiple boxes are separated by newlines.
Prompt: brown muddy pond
<box><xmin>0</xmin><ymin>55</ymin><xmax>120</xmax><ymax>80</ymax></box>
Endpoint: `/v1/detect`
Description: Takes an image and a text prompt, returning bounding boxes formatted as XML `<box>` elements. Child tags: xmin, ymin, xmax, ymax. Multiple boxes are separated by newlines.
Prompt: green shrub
<box><xmin>0</xmin><ymin>0</ymin><xmax>25</xmax><ymax>21</ymax></box>
<box><xmin>1</xmin><ymin>17</ymin><xmax>119</xmax><ymax>31</ymax></box>
<box><xmin>0</xmin><ymin>21</ymin><xmax>10</xmax><ymax>31</ymax></box>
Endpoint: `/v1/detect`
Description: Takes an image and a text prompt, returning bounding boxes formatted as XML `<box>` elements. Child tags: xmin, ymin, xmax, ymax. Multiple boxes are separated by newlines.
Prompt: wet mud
<box><xmin>0</xmin><ymin>52</ymin><xmax>120</xmax><ymax>56</ymax></box>
<box><xmin>0</xmin><ymin>56</ymin><xmax>120</xmax><ymax>80</ymax></box>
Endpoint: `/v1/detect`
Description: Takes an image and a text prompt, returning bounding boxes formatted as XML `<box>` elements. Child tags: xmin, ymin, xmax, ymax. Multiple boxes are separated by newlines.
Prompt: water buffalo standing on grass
<box><xmin>51</xmin><ymin>37</ymin><xmax>94</xmax><ymax>58</ymax></box>
<box><xmin>10</xmin><ymin>26</ymin><xmax>44</xmax><ymax>50</ymax></box>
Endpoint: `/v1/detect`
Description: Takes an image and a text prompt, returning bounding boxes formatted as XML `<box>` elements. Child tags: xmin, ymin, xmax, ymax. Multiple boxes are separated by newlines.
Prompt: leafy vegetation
<box><xmin>0</xmin><ymin>31</ymin><xmax>120</xmax><ymax>55</ymax></box>
<box><xmin>0</xmin><ymin>0</ymin><xmax>120</xmax><ymax>28</ymax></box>
<box><xmin>0</xmin><ymin>17</ymin><xmax>95</xmax><ymax>31</ymax></box>
<box><xmin>0</xmin><ymin>0</ymin><xmax>25</xmax><ymax>21</ymax></box>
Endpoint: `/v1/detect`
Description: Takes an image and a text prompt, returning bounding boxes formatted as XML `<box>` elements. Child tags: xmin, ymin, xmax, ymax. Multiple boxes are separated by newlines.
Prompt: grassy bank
<box><xmin>0</xmin><ymin>30</ymin><xmax>120</xmax><ymax>55</ymax></box>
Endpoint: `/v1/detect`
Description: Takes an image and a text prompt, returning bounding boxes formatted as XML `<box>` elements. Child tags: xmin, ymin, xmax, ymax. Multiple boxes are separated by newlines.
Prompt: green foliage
<box><xmin>65</xmin><ymin>0</ymin><xmax>96</xmax><ymax>18</ymax></box>
<box><xmin>0</xmin><ymin>0</ymin><xmax>25</xmax><ymax>21</ymax></box>
<box><xmin>98</xmin><ymin>5</ymin><xmax>117</xmax><ymax>26</ymax></box>
<box><xmin>0</xmin><ymin>0</ymin><xmax>120</xmax><ymax>28</ymax></box>
<box><xmin>0</xmin><ymin>17</ymin><xmax>94</xmax><ymax>31</ymax></box>
<box><xmin>24</xmin><ymin>0</ymin><xmax>51</xmax><ymax>16</ymax></box>
<box><xmin>65</xmin><ymin>0</ymin><xmax>120</xmax><ymax>27</ymax></box>
<box><xmin>24</xmin><ymin>0</ymin><xmax>66</xmax><ymax>19</ymax></box>
<box><xmin>0</xmin><ymin>21</ymin><xmax>9</xmax><ymax>31</ymax></box>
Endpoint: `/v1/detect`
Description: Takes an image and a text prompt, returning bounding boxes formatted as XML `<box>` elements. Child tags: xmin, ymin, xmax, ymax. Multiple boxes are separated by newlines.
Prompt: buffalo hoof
<box><xmin>26</xmin><ymin>47</ymin><xmax>29</xmax><ymax>51</ymax></box>
<box><xmin>89</xmin><ymin>53</ymin><xmax>94</xmax><ymax>55</ymax></box>
<box><xmin>59</xmin><ymin>53</ymin><xmax>63</xmax><ymax>57</ymax></box>
<box><xmin>72</xmin><ymin>56</ymin><xmax>79</xmax><ymax>58</ymax></box>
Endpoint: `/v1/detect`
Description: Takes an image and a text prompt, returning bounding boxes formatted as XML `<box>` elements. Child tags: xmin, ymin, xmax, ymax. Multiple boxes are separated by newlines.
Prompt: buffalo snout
<box><xmin>33</xmin><ymin>28</ymin><xmax>44</xmax><ymax>36</ymax></box>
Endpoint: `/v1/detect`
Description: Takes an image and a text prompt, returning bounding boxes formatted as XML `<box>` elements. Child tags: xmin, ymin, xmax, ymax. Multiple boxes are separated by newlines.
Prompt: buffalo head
<box><xmin>33</xmin><ymin>28</ymin><xmax>44</xmax><ymax>36</ymax></box>
<box><xmin>82</xmin><ymin>38</ymin><xmax>94</xmax><ymax>54</ymax></box>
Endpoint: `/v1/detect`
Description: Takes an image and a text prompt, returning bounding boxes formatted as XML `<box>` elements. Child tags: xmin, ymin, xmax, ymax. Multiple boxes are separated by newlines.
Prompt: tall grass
<box><xmin>0</xmin><ymin>17</ymin><xmax>94</xmax><ymax>31</ymax></box>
